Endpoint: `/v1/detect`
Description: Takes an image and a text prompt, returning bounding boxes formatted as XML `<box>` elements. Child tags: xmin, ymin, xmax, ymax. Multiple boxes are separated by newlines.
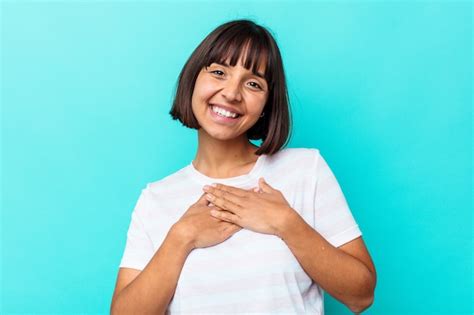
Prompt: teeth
<box><xmin>211</xmin><ymin>105</ymin><xmax>239</xmax><ymax>118</ymax></box>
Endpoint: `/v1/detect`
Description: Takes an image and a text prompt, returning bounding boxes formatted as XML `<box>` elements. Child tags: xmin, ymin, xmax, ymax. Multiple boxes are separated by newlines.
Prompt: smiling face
<box><xmin>191</xmin><ymin>49</ymin><xmax>269</xmax><ymax>141</ymax></box>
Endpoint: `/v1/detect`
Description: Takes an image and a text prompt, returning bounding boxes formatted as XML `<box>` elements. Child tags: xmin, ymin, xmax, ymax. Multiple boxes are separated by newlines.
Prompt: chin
<box><xmin>201</xmin><ymin>127</ymin><xmax>244</xmax><ymax>141</ymax></box>
<box><xmin>208</xmin><ymin>131</ymin><xmax>238</xmax><ymax>141</ymax></box>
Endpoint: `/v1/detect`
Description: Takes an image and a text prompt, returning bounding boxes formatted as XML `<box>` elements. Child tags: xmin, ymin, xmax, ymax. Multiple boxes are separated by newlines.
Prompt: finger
<box><xmin>210</xmin><ymin>208</ymin><xmax>241</xmax><ymax>225</ymax></box>
<box><xmin>209</xmin><ymin>202</ymin><xmax>224</xmax><ymax>211</ymax></box>
<box><xmin>205</xmin><ymin>192</ymin><xmax>241</xmax><ymax>214</ymax></box>
<box><xmin>210</xmin><ymin>183</ymin><xmax>249</xmax><ymax>197</ymax></box>
<box><xmin>204</xmin><ymin>184</ymin><xmax>244</xmax><ymax>204</ymax></box>
<box><xmin>205</xmin><ymin>188</ymin><xmax>243</xmax><ymax>212</ymax></box>
<box><xmin>253</xmin><ymin>187</ymin><xmax>263</xmax><ymax>193</ymax></box>
<box><xmin>197</xmin><ymin>192</ymin><xmax>210</xmax><ymax>205</ymax></box>
<box><xmin>258</xmin><ymin>177</ymin><xmax>273</xmax><ymax>194</ymax></box>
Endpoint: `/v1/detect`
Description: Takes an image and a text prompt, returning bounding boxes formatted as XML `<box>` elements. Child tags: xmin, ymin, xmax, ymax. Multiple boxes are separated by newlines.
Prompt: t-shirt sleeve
<box><xmin>119</xmin><ymin>185</ymin><xmax>155</xmax><ymax>271</ymax></box>
<box><xmin>312</xmin><ymin>150</ymin><xmax>362</xmax><ymax>248</ymax></box>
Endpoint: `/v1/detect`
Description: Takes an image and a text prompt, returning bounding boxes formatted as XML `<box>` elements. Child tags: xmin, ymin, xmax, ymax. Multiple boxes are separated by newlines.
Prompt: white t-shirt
<box><xmin>119</xmin><ymin>147</ymin><xmax>362</xmax><ymax>314</ymax></box>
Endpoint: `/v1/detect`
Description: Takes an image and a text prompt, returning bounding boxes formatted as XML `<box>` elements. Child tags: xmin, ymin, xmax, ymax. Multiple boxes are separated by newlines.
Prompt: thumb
<box><xmin>253</xmin><ymin>187</ymin><xmax>261</xmax><ymax>193</ymax></box>
<box><xmin>258</xmin><ymin>177</ymin><xmax>273</xmax><ymax>193</ymax></box>
<box><xmin>196</xmin><ymin>192</ymin><xmax>210</xmax><ymax>205</ymax></box>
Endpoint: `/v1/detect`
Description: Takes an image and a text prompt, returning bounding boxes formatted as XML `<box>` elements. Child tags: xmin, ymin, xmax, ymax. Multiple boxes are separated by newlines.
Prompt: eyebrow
<box><xmin>213</xmin><ymin>61</ymin><xmax>266</xmax><ymax>81</ymax></box>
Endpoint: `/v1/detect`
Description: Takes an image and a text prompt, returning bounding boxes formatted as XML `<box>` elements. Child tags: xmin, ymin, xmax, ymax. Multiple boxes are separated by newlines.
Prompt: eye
<box><xmin>208</xmin><ymin>69</ymin><xmax>263</xmax><ymax>90</ymax></box>
<box><xmin>210</xmin><ymin>70</ymin><xmax>225</xmax><ymax>76</ymax></box>
<box><xmin>248</xmin><ymin>81</ymin><xmax>262</xmax><ymax>90</ymax></box>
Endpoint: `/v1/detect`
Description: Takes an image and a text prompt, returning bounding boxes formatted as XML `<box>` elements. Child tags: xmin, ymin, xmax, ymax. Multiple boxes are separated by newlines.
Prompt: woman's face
<box><xmin>191</xmin><ymin>55</ymin><xmax>269</xmax><ymax>141</ymax></box>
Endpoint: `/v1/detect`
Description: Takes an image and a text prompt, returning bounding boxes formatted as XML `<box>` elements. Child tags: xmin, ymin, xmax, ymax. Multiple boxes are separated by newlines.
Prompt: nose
<box><xmin>221</xmin><ymin>78</ymin><xmax>242</xmax><ymax>103</ymax></box>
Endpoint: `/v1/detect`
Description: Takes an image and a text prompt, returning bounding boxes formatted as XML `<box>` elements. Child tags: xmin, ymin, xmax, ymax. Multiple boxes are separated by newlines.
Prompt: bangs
<box><xmin>202</xmin><ymin>32</ymin><xmax>273</xmax><ymax>87</ymax></box>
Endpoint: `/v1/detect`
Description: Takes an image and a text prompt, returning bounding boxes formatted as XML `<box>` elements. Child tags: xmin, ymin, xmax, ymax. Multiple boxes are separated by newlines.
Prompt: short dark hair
<box><xmin>169</xmin><ymin>19</ymin><xmax>292</xmax><ymax>156</ymax></box>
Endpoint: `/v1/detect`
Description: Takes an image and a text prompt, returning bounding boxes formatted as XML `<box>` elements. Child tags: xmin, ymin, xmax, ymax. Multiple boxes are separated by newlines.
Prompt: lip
<box><xmin>209</xmin><ymin>103</ymin><xmax>243</xmax><ymax>116</ymax></box>
<box><xmin>208</xmin><ymin>105</ymin><xmax>242</xmax><ymax>125</ymax></box>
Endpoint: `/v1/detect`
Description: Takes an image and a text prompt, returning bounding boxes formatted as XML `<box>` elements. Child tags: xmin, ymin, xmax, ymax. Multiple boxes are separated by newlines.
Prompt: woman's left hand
<box><xmin>202</xmin><ymin>177</ymin><xmax>296</xmax><ymax>236</ymax></box>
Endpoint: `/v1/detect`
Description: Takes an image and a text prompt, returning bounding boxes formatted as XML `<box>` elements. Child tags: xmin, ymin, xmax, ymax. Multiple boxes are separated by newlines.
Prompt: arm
<box><xmin>110</xmin><ymin>225</ymin><xmax>194</xmax><ymax>315</ymax></box>
<box><xmin>277</xmin><ymin>211</ymin><xmax>376</xmax><ymax>314</ymax></box>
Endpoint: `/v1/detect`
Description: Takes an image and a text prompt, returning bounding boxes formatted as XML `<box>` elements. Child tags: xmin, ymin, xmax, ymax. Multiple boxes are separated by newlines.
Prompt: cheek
<box><xmin>192</xmin><ymin>81</ymin><xmax>213</xmax><ymax>114</ymax></box>
<box><xmin>248</xmin><ymin>96</ymin><xmax>267</xmax><ymax>115</ymax></box>
<box><xmin>194</xmin><ymin>77</ymin><xmax>217</xmax><ymax>100</ymax></box>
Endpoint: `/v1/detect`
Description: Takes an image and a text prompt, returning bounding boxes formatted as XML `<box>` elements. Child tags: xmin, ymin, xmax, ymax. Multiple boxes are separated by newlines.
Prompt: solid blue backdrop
<box><xmin>1</xmin><ymin>1</ymin><xmax>472</xmax><ymax>314</ymax></box>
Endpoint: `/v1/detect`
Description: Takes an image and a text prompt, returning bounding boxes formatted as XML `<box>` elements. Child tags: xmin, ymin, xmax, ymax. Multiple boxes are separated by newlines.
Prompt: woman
<box><xmin>111</xmin><ymin>19</ymin><xmax>376</xmax><ymax>314</ymax></box>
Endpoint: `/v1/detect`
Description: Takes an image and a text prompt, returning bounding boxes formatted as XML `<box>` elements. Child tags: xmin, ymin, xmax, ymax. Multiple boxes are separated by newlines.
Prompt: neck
<box><xmin>192</xmin><ymin>129</ymin><xmax>260</xmax><ymax>178</ymax></box>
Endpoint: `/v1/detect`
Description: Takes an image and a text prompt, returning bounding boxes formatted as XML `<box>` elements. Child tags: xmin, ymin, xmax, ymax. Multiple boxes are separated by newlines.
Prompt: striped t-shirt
<box><xmin>119</xmin><ymin>147</ymin><xmax>362</xmax><ymax>314</ymax></box>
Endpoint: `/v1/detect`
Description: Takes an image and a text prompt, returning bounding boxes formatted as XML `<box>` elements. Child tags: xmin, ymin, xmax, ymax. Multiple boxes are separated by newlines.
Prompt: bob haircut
<box><xmin>169</xmin><ymin>19</ymin><xmax>292</xmax><ymax>156</ymax></box>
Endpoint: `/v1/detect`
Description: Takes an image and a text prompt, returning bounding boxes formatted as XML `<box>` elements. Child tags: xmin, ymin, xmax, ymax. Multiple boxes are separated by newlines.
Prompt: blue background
<box><xmin>1</xmin><ymin>1</ymin><xmax>472</xmax><ymax>314</ymax></box>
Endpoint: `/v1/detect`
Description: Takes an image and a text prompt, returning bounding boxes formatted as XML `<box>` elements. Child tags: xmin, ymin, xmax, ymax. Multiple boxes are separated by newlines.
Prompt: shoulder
<box><xmin>143</xmin><ymin>164</ymin><xmax>191</xmax><ymax>196</ymax></box>
<box><xmin>267</xmin><ymin>147</ymin><xmax>320</xmax><ymax>167</ymax></box>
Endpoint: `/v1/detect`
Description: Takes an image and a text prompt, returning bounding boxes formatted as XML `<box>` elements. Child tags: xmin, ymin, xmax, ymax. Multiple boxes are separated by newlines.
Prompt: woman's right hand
<box><xmin>173</xmin><ymin>192</ymin><xmax>242</xmax><ymax>250</ymax></box>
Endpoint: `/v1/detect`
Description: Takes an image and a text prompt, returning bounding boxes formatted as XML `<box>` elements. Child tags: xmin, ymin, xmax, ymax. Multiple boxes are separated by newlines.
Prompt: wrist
<box><xmin>169</xmin><ymin>223</ymin><xmax>196</xmax><ymax>253</ymax></box>
<box><xmin>276</xmin><ymin>208</ymin><xmax>304</xmax><ymax>241</ymax></box>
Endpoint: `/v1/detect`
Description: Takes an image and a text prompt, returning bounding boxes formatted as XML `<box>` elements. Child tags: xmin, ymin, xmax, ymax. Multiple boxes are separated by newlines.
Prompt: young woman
<box><xmin>111</xmin><ymin>19</ymin><xmax>376</xmax><ymax>314</ymax></box>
